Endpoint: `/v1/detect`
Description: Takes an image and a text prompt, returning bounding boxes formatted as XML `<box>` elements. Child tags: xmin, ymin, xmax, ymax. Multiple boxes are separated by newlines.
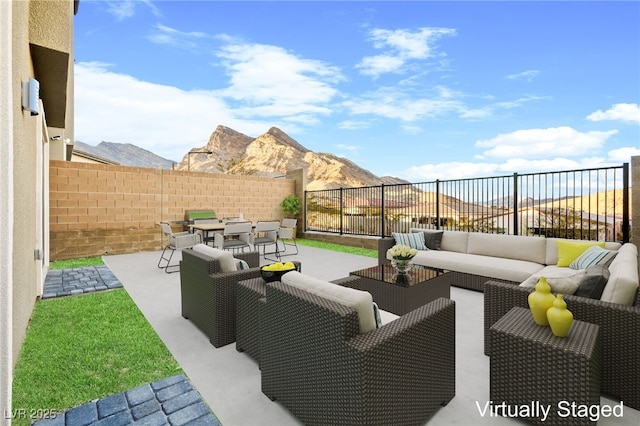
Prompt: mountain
<box><xmin>175</xmin><ymin>125</ymin><xmax>408</xmax><ymax>190</ymax></box>
<box><xmin>74</xmin><ymin>141</ymin><xmax>174</xmax><ymax>169</ymax></box>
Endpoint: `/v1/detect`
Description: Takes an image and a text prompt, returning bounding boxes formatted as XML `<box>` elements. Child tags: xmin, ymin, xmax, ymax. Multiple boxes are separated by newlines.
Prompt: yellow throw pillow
<box><xmin>556</xmin><ymin>240</ymin><xmax>605</xmax><ymax>267</ymax></box>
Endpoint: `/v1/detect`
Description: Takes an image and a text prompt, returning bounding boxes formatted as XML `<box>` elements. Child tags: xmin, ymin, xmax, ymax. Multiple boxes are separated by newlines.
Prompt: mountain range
<box><xmin>76</xmin><ymin>125</ymin><xmax>406</xmax><ymax>191</ymax></box>
<box><xmin>174</xmin><ymin>125</ymin><xmax>408</xmax><ymax>190</ymax></box>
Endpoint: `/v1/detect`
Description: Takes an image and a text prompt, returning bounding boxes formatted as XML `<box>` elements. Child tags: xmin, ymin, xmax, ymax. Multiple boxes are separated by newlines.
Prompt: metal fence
<box><xmin>304</xmin><ymin>164</ymin><xmax>630</xmax><ymax>243</ymax></box>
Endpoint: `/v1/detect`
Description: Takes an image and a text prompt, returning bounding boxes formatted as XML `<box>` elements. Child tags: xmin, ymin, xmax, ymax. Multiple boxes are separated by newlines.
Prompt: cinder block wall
<box><xmin>49</xmin><ymin>161</ymin><xmax>295</xmax><ymax>260</ymax></box>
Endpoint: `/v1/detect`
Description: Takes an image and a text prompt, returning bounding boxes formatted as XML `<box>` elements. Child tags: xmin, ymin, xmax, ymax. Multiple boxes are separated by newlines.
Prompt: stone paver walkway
<box><xmin>42</xmin><ymin>266</ymin><xmax>123</xmax><ymax>299</ymax></box>
<box><xmin>36</xmin><ymin>267</ymin><xmax>219</xmax><ymax>426</ymax></box>
<box><xmin>33</xmin><ymin>374</ymin><xmax>220</xmax><ymax>426</ymax></box>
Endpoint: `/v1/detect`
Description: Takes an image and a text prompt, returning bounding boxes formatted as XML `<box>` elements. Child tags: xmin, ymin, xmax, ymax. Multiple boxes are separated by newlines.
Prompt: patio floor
<box><xmin>103</xmin><ymin>246</ymin><xmax>640</xmax><ymax>426</ymax></box>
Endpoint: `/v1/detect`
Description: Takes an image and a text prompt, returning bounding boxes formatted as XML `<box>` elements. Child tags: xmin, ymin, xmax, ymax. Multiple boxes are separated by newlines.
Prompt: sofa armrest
<box><xmin>378</xmin><ymin>237</ymin><xmax>395</xmax><ymax>265</ymax></box>
<box><xmin>484</xmin><ymin>280</ymin><xmax>640</xmax><ymax>409</ymax></box>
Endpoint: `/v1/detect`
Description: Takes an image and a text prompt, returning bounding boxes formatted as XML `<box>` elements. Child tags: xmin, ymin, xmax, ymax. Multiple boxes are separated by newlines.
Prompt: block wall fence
<box><xmin>49</xmin><ymin>161</ymin><xmax>297</xmax><ymax>260</ymax></box>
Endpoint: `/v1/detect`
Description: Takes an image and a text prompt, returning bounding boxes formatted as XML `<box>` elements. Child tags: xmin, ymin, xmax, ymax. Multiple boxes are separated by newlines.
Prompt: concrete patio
<box><xmin>103</xmin><ymin>245</ymin><xmax>640</xmax><ymax>426</ymax></box>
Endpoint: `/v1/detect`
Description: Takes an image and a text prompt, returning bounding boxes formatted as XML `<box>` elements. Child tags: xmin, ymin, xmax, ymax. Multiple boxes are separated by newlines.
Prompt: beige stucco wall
<box><xmin>2</xmin><ymin>0</ymin><xmax>76</xmax><ymax>416</ymax></box>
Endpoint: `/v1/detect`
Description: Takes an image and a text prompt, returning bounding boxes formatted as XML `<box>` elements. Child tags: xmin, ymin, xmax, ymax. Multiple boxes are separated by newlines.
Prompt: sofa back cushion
<box><xmin>438</xmin><ymin>230</ymin><xmax>469</xmax><ymax>253</ymax></box>
<box><xmin>410</xmin><ymin>229</ymin><xmax>444</xmax><ymax>250</ymax></box>
<box><xmin>545</xmin><ymin>238</ymin><xmax>621</xmax><ymax>266</ymax></box>
<box><xmin>467</xmin><ymin>233</ymin><xmax>547</xmax><ymax>264</ymax></box>
<box><xmin>281</xmin><ymin>271</ymin><xmax>376</xmax><ymax>334</ymax></box>
<box><xmin>600</xmin><ymin>243</ymin><xmax>639</xmax><ymax>305</ymax></box>
<box><xmin>191</xmin><ymin>244</ymin><xmax>237</xmax><ymax>272</ymax></box>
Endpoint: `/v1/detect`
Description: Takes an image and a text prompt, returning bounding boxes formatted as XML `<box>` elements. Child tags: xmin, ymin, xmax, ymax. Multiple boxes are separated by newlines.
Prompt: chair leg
<box><xmin>278</xmin><ymin>237</ymin><xmax>298</xmax><ymax>257</ymax></box>
<box><xmin>260</xmin><ymin>242</ymin><xmax>281</xmax><ymax>262</ymax></box>
<box><xmin>157</xmin><ymin>245</ymin><xmax>179</xmax><ymax>274</ymax></box>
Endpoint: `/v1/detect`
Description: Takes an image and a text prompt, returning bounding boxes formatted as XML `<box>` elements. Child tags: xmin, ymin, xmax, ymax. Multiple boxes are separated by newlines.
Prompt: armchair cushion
<box><xmin>520</xmin><ymin>270</ymin><xmax>585</xmax><ymax>295</ymax></box>
<box><xmin>191</xmin><ymin>244</ymin><xmax>236</xmax><ymax>272</ymax></box>
<box><xmin>574</xmin><ymin>265</ymin><xmax>610</xmax><ymax>300</ymax></box>
<box><xmin>281</xmin><ymin>271</ymin><xmax>377</xmax><ymax>334</ymax></box>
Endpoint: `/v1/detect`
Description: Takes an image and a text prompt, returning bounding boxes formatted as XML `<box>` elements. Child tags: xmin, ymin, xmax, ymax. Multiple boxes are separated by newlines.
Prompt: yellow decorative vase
<box><xmin>527</xmin><ymin>276</ymin><xmax>556</xmax><ymax>326</ymax></box>
<box><xmin>547</xmin><ymin>294</ymin><xmax>574</xmax><ymax>337</ymax></box>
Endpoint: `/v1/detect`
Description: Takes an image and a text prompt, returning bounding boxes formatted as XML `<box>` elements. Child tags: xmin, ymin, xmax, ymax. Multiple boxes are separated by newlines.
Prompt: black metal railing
<box><xmin>304</xmin><ymin>164</ymin><xmax>630</xmax><ymax>243</ymax></box>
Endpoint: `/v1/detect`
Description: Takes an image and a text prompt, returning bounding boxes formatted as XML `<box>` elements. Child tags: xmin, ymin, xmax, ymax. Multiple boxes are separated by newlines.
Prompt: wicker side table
<box><xmin>490</xmin><ymin>307</ymin><xmax>601</xmax><ymax>426</ymax></box>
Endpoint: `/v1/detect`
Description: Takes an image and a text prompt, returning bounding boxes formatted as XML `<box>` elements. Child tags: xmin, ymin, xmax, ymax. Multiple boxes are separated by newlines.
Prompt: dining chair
<box><xmin>157</xmin><ymin>221</ymin><xmax>199</xmax><ymax>273</ymax></box>
<box><xmin>252</xmin><ymin>220</ymin><xmax>281</xmax><ymax>260</ymax></box>
<box><xmin>277</xmin><ymin>218</ymin><xmax>299</xmax><ymax>256</ymax></box>
<box><xmin>214</xmin><ymin>221</ymin><xmax>252</xmax><ymax>253</ymax></box>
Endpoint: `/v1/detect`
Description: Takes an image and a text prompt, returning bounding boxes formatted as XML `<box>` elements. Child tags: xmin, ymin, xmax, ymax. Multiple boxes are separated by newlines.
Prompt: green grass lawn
<box><xmin>49</xmin><ymin>256</ymin><xmax>104</xmax><ymax>269</ymax></box>
<box><xmin>296</xmin><ymin>238</ymin><xmax>377</xmax><ymax>258</ymax></box>
<box><xmin>12</xmin><ymin>240</ymin><xmax>370</xmax><ymax>424</ymax></box>
<box><xmin>12</xmin><ymin>289</ymin><xmax>181</xmax><ymax>425</ymax></box>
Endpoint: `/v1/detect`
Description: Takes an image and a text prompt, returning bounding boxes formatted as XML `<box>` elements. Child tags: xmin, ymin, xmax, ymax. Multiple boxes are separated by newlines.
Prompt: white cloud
<box><xmin>608</xmin><ymin>146</ymin><xmax>640</xmax><ymax>162</ymax></box>
<box><xmin>337</xmin><ymin>120</ymin><xmax>371</xmax><ymax>130</ymax></box>
<box><xmin>357</xmin><ymin>27</ymin><xmax>456</xmax><ymax>77</ymax></box>
<box><xmin>475</xmin><ymin>127</ymin><xmax>617</xmax><ymax>159</ymax></box>
<box><xmin>215</xmin><ymin>42</ymin><xmax>344</xmax><ymax>121</ymax></box>
<box><xmin>506</xmin><ymin>70</ymin><xmax>540</xmax><ymax>82</ymax></box>
<box><xmin>342</xmin><ymin>87</ymin><xmax>466</xmax><ymax>121</ymax></box>
<box><xmin>336</xmin><ymin>144</ymin><xmax>360</xmax><ymax>154</ymax></box>
<box><xmin>402</xmin><ymin>162</ymin><xmax>500</xmax><ymax>181</ymax></box>
<box><xmin>397</xmin><ymin>155</ymin><xmax>618</xmax><ymax>181</ymax></box>
<box><xmin>586</xmin><ymin>103</ymin><xmax>640</xmax><ymax>124</ymax></box>
<box><xmin>104</xmin><ymin>0</ymin><xmax>160</xmax><ymax>21</ymax></box>
<box><xmin>74</xmin><ymin>62</ymin><xmax>269</xmax><ymax>161</ymax></box>
<box><xmin>147</xmin><ymin>23</ymin><xmax>207</xmax><ymax>50</ymax></box>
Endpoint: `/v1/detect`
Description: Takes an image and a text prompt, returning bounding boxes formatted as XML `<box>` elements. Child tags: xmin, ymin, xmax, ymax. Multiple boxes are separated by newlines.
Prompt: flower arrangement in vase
<box><xmin>388</xmin><ymin>244</ymin><xmax>418</xmax><ymax>274</ymax></box>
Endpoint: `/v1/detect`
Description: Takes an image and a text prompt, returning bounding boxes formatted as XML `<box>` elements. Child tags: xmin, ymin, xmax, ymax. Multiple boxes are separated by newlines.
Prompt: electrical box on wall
<box><xmin>22</xmin><ymin>77</ymin><xmax>40</xmax><ymax>116</ymax></box>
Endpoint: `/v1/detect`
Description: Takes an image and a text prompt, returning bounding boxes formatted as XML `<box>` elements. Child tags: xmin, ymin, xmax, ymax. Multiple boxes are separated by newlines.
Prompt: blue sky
<box><xmin>74</xmin><ymin>0</ymin><xmax>640</xmax><ymax>180</ymax></box>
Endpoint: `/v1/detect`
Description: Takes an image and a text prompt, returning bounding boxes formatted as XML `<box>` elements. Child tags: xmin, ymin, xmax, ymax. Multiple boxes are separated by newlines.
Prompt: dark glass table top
<box><xmin>350</xmin><ymin>263</ymin><xmax>445</xmax><ymax>287</ymax></box>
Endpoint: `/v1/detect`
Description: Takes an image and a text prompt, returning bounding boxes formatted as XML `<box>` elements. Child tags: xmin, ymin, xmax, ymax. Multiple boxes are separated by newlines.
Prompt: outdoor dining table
<box><xmin>189</xmin><ymin>221</ymin><xmax>256</xmax><ymax>245</ymax></box>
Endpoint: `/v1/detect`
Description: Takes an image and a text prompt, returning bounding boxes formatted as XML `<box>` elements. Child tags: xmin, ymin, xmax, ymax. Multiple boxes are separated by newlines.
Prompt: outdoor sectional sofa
<box><xmin>379</xmin><ymin>229</ymin><xmax>640</xmax><ymax>409</ymax></box>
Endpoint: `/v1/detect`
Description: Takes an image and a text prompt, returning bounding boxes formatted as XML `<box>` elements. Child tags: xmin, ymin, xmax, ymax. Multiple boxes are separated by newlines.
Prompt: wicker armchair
<box><xmin>484</xmin><ymin>280</ymin><xmax>640</xmax><ymax>410</ymax></box>
<box><xmin>180</xmin><ymin>249</ymin><xmax>261</xmax><ymax>347</ymax></box>
<box><xmin>260</xmin><ymin>277</ymin><xmax>456</xmax><ymax>426</ymax></box>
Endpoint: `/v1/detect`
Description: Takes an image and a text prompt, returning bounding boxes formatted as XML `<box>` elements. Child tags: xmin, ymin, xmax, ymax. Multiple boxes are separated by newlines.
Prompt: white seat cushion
<box><xmin>191</xmin><ymin>244</ymin><xmax>237</xmax><ymax>273</ymax></box>
<box><xmin>412</xmin><ymin>250</ymin><xmax>543</xmax><ymax>283</ymax></box>
<box><xmin>281</xmin><ymin>271</ymin><xmax>377</xmax><ymax>334</ymax></box>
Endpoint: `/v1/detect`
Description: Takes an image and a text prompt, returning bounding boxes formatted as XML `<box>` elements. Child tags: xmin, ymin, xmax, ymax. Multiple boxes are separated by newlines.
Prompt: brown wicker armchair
<box><xmin>484</xmin><ymin>280</ymin><xmax>640</xmax><ymax>410</ymax></box>
<box><xmin>260</xmin><ymin>278</ymin><xmax>456</xmax><ymax>426</ymax></box>
<box><xmin>180</xmin><ymin>249</ymin><xmax>261</xmax><ymax>347</ymax></box>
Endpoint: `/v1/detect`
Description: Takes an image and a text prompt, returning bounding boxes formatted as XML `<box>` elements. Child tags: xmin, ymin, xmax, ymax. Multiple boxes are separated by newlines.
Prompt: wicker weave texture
<box><xmin>180</xmin><ymin>249</ymin><xmax>260</xmax><ymax>348</ymax></box>
<box><xmin>484</xmin><ymin>280</ymin><xmax>640</xmax><ymax>410</ymax></box>
<box><xmin>260</xmin><ymin>281</ymin><xmax>456</xmax><ymax>426</ymax></box>
<box><xmin>490</xmin><ymin>307</ymin><xmax>600</xmax><ymax>426</ymax></box>
<box><xmin>235</xmin><ymin>277</ymin><xmax>266</xmax><ymax>362</ymax></box>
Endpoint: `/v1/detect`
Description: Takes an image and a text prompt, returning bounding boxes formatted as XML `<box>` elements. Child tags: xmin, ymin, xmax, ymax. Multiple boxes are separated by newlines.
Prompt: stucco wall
<box><xmin>49</xmin><ymin>161</ymin><xmax>297</xmax><ymax>260</ymax></box>
<box><xmin>11</xmin><ymin>0</ymin><xmax>39</xmax><ymax>374</ymax></box>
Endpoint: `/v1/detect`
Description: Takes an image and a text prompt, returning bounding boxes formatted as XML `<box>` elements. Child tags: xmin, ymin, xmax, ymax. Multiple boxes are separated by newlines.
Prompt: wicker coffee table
<box><xmin>350</xmin><ymin>263</ymin><xmax>450</xmax><ymax>315</ymax></box>
<box><xmin>490</xmin><ymin>307</ymin><xmax>601</xmax><ymax>425</ymax></box>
